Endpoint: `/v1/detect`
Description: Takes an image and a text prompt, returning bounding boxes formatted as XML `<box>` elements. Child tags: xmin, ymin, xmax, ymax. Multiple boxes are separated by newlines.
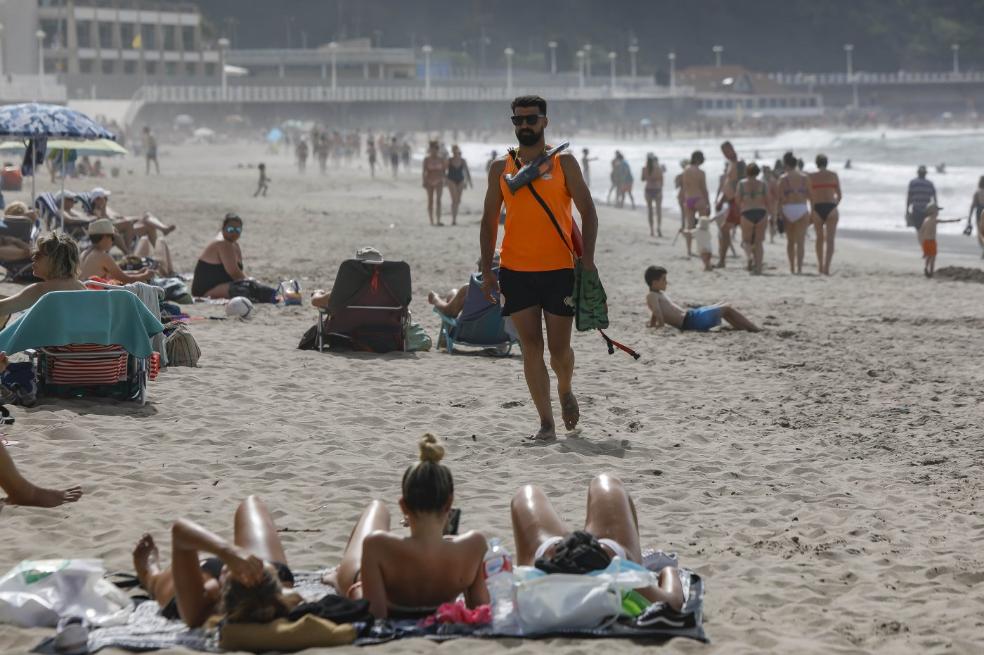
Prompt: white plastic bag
<box><xmin>0</xmin><ymin>559</ymin><xmax>132</xmax><ymax>628</ymax></box>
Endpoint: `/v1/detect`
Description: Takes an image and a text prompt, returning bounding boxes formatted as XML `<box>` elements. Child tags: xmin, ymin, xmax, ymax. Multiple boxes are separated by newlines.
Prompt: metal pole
<box><xmin>584</xmin><ymin>44</ymin><xmax>592</xmax><ymax>79</ymax></box>
<box><xmin>844</xmin><ymin>43</ymin><xmax>853</xmax><ymax>78</ymax></box>
<box><xmin>422</xmin><ymin>44</ymin><xmax>432</xmax><ymax>93</ymax></box>
<box><xmin>36</xmin><ymin>29</ymin><xmax>45</xmax><ymax>98</ymax></box>
<box><xmin>577</xmin><ymin>50</ymin><xmax>585</xmax><ymax>89</ymax></box>
<box><xmin>668</xmin><ymin>51</ymin><xmax>676</xmax><ymax>96</ymax></box>
<box><xmin>0</xmin><ymin>23</ymin><xmax>5</xmax><ymax>81</ymax></box>
<box><xmin>218</xmin><ymin>37</ymin><xmax>229</xmax><ymax>100</ymax></box>
<box><xmin>628</xmin><ymin>44</ymin><xmax>639</xmax><ymax>83</ymax></box>
<box><xmin>952</xmin><ymin>44</ymin><xmax>960</xmax><ymax>74</ymax></box>
<box><xmin>330</xmin><ymin>41</ymin><xmax>339</xmax><ymax>92</ymax></box>
<box><xmin>608</xmin><ymin>51</ymin><xmax>616</xmax><ymax>93</ymax></box>
<box><xmin>712</xmin><ymin>45</ymin><xmax>723</xmax><ymax>68</ymax></box>
<box><xmin>548</xmin><ymin>41</ymin><xmax>557</xmax><ymax>75</ymax></box>
<box><xmin>504</xmin><ymin>47</ymin><xmax>514</xmax><ymax>93</ymax></box>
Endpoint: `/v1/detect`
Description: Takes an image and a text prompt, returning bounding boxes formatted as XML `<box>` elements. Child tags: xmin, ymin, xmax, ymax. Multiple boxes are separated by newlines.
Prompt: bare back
<box><xmin>808</xmin><ymin>169</ymin><xmax>841</xmax><ymax>204</ymax></box>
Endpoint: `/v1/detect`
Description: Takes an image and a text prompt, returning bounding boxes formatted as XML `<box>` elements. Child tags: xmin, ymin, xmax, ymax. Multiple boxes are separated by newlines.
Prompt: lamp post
<box><xmin>0</xmin><ymin>23</ymin><xmax>5</xmax><ymax>80</ymax></box>
<box><xmin>547</xmin><ymin>40</ymin><xmax>557</xmax><ymax>75</ymax></box>
<box><xmin>421</xmin><ymin>44</ymin><xmax>432</xmax><ymax>93</ymax></box>
<box><xmin>583</xmin><ymin>43</ymin><xmax>592</xmax><ymax>79</ymax></box>
<box><xmin>217</xmin><ymin>37</ymin><xmax>229</xmax><ymax>99</ymax></box>
<box><xmin>504</xmin><ymin>46</ymin><xmax>514</xmax><ymax>93</ymax></box>
<box><xmin>628</xmin><ymin>43</ymin><xmax>639</xmax><ymax>83</ymax></box>
<box><xmin>329</xmin><ymin>41</ymin><xmax>339</xmax><ymax>92</ymax></box>
<box><xmin>576</xmin><ymin>49</ymin><xmax>585</xmax><ymax>90</ymax></box>
<box><xmin>608</xmin><ymin>50</ymin><xmax>616</xmax><ymax>92</ymax></box>
<box><xmin>668</xmin><ymin>51</ymin><xmax>676</xmax><ymax>95</ymax></box>
<box><xmin>35</xmin><ymin>29</ymin><xmax>45</xmax><ymax>97</ymax></box>
<box><xmin>843</xmin><ymin>43</ymin><xmax>853</xmax><ymax>78</ymax></box>
<box><xmin>952</xmin><ymin>43</ymin><xmax>960</xmax><ymax>74</ymax></box>
<box><xmin>712</xmin><ymin>44</ymin><xmax>723</xmax><ymax>68</ymax></box>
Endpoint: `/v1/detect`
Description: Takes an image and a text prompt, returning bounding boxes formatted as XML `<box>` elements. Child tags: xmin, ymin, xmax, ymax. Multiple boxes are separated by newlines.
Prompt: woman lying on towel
<box><xmin>0</xmin><ymin>233</ymin><xmax>85</xmax><ymax>328</ymax></box>
<box><xmin>132</xmin><ymin>496</ymin><xmax>302</xmax><ymax>627</ymax></box>
<box><xmin>324</xmin><ymin>434</ymin><xmax>489</xmax><ymax>619</ymax></box>
<box><xmin>511</xmin><ymin>473</ymin><xmax>684</xmax><ymax>611</ymax></box>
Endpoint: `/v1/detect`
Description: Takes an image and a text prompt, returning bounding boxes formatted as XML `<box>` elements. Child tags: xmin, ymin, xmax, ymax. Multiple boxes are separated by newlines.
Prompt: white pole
<box><xmin>668</xmin><ymin>51</ymin><xmax>676</xmax><ymax>95</ymax></box>
<box><xmin>330</xmin><ymin>41</ymin><xmax>339</xmax><ymax>92</ymax></box>
<box><xmin>0</xmin><ymin>23</ymin><xmax>5</xmax><ymax>82</ymax></box>
<box><xmin>577</xmin><ymin>50</ymin><xmax>584</xmax><ymax>90</ymax></box>
<box><xmin>421</xmin><ymin>44</ymin><xmax>432</xmax><ymax>94</ymax></box>
<box><xmin>584</xmin><ymin>44</ymin><xmax>592</xmax><ymax>79</ymax></box>
<box><xmin>952</xmin><ymin>44</ymin><xmax>959</xmax><ymax>74</ymax></box>
<box><xmin>36</xmin><ymin>29</ymin><xmax>45</xmax><ymax>98</ymax></box>
<box><xmin>712</xmin><ymin>45</ymin><xmax>723</xmax><ymax>68</ymax></box>
<box><xmin>628</xmin><ymin>44</ymin><xmax>639</xmax><ymax>83</ymax></box>
<box><xmin>504</xmin><ymin>47</ymin><xmax>514</xmax><ymax>93</ymax></box>
<box><xmin>608</xmin><ymin>51</ymin><xmax>616</xmax><ymax>93</ymax></box>
<box><xmin>548</xmin><ymin>41</ymin><xmax>557</xmax><ymax>75</ymax></box>
<box><xmin>218</xmin><ymin>37</ymin><xmax>229</xmax><ymax>100</ymax></box>
<box><xmin>844</xmin><ymin>43</ymin><xmax>853</xmax><ymax>78</ymax></box>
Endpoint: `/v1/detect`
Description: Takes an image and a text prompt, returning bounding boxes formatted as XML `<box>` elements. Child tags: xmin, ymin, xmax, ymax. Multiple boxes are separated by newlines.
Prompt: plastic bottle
<box><xmin>483</xmin><ymin>538</ymin><xmax>517</xmax><ymax>633</ymax></box>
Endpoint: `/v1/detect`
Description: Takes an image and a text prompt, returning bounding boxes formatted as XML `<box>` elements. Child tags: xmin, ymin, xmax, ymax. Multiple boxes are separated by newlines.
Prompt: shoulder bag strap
<box><xmin>508</xmin><ymin>149</ymin><xmax>576</xmax><ymax>257</ymax></box>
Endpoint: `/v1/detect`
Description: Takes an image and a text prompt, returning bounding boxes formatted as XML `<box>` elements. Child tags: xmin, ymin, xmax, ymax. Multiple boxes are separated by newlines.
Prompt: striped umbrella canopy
<box><xmin>0</xmin><ymin>103</ymin><xmax>115</xmax><ymax>140</ymax></box>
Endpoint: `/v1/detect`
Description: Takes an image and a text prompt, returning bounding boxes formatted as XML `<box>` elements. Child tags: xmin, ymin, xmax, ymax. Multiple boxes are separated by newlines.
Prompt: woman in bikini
<box><xmin>325</xmin><ymin>434</ymin><xmax>489</xmax><ymax>619</ymax></box>
<box><xmin>445</xmin><ymin>145</ymin><xmax>472</xmax><ymax>226</ymax></box>
<box><xmin>777</xmin><ymin>151</ymin><xmax>812</xmax><ymax>274</ymax></box>
<box><xmin>641</xmin><ymin>154</ymin><xmax>663</xmax><ymax>237</ymax></box>
<box><xmin>511</xmin><ymin>473</ymin><xmax>683</xmax><ymax>610</ymax></box>
<box><xmin>968</xmin><ymin>176</ymin><xmax>984</xmax><ymax>258</ymax></box>
<box><xmin>191</xmin><ymin>213</ymin><xmax>247</xmax><ymax>298</ymax></box>
<box><xmin>422</xmin><ymin>141</ymin><xmax>447</xmax><ymax>226</ymax></box>
<box><xmin>808</xmin><ymin>154</ymin><xmax>842</xmax><ymax>275</ymax></box>
<box><xmin>131</xmin><ymin>496</ymin><xmax>302</xmax><ymax>627</ymax></box>
<box><xmin>736</xmin><ymin>163</ymin><xmax>770</xmax><ymax>275</ymax></box>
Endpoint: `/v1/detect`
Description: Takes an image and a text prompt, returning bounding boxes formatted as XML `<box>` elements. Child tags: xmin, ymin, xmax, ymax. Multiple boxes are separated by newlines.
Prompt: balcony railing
<box><xmin>769</xmin><ymin>71</ymin><xmax>984</xmax><ymax>86</ymax></box>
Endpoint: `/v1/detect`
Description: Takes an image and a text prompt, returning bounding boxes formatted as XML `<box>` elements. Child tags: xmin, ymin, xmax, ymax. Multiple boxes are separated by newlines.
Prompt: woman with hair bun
<box><xmin>325</xmin><ymin>434</ymin><xmax>489</xmax><ymax>619</ymax></box>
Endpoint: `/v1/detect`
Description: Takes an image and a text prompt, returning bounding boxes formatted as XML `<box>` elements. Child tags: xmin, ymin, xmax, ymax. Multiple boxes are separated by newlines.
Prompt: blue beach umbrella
<box><xmin>266</xmin><ymin>127</ymin><xmax>284</xmax><ymax>143</ymax></box>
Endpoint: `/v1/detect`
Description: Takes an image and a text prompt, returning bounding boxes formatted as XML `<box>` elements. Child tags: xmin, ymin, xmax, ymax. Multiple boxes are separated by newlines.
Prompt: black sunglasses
<box><xmin>224</xmin><ymin>225</ymin><xmax>243</xmax><ymax>234</ymax></box>
<box><xmin>510</xmin><ymin>114</ymin><xmax>544</xmax><ymax>126</ymax></box>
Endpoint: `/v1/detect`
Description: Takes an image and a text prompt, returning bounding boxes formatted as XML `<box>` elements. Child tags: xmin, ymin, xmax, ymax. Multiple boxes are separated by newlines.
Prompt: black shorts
<box><xmin>498</xmin><ymin>268</ymin><xmax>575</xmax><ymax>317</ymax></box>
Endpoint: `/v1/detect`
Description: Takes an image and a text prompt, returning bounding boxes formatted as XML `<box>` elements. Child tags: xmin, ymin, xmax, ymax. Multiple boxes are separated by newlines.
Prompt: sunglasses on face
<box><xmin>510</xmin><ymin>114</ymin><xmax>544</xmax><ymax>126</ymax></box>
<box><xmin>224</xmin><ymin>226</ymin><xmax>243</xmax><ymax>234</ymax></box>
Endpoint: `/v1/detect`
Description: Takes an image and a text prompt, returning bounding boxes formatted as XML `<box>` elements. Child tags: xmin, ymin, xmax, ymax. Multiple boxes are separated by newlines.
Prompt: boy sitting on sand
<box><xmin>645</xmin><ymin>265</ymin><xmax>759</xmax><ymax>332</ymax></box>
<box><xmin>918</xmin><ymin>201</ymin><xmax>961</xmax><ymax>278</ymax></box>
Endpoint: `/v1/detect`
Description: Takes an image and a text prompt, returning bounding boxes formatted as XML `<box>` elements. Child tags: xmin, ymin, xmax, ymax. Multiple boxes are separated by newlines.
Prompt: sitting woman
<box><xmin>511</xmin><ymin>474</ymin><xmax>684</xmax><ymax>611</ymax></box>
<box><xmin>131</xmin><ymin>496</ymin><xmax>302</xmax><ymax>627</ymax></box>
<box><xmin>325</xmin><ymin>434</ymin><xmax>489</xmax><ymax>619</ymax></box>
<box><xmin>78</xmin><ymin>218</ymin><xmax>154</xmax><ymax>283</ymax></box>
<box><xmin>192</xmin><ymin>213</ymin><xmax>248</xmax><ymax>298</ymax></box>
<box><xmin>427</xmin><ymin>253</ymin><xmax>499</xmax><ymax>318</ymax></box>
<box><xmin>0</xmin><ymin>202</ymin><xmax>39</xmax><ymax>263</ymax></box>
<box><xmin>86</xmin><ymin>187</ymin><xmax>175</xmax><ymax>256</ymax></box>
<box><xmin>0</xmin><ymin>233</ymin><xmax>85</xmax><ymax>327</ymax></box>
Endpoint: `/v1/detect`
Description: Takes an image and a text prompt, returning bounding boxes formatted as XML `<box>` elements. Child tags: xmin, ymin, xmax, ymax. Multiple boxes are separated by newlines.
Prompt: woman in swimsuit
<box><xmin>191</xmin><ymin>213</ymin><xmax>247</xmax><ymax>298</ymax></box>
<box><xmin>445</xmin><ymin>145</ymin><xmax>472</xmax><ymax>226</ymax></box>
<box><xmin>0</xmin><ymin>233</ymin><xmax>86</xmax><ymax>327</ymax></box>
<box><xmin>641</xmin><ymin>154</ymin><xmax>663</xmax><ymax>237</ymax></box>
<box><xmin>422</xmin><ymin>141</ymin><xmax>447</xmax><ymax>226</ymax></box>
<box><xmin>777</xmin><ymin>151</ymin><xmax>812</xmax><ymax>274</ymax></box>
<box><xmin>325</xmin><ymin>434</ymin><xmax>489</xmax><ymax>619</ymax></box>
<box><xmin>736</xmin><ymin>163</ymin><xmax>770</xmax><ymax>275</ymax></box>
<box><xmin>808</xmin><ymin>154</ymin><xmax>842</xmax><ymax>275</ymax></box>
<box><xmin>511</xmin><ymin>473</ymin><xmax>683</xmax><ymax>610</ymax></box>
<box><xmin>131</xmin><ymin>496</ymin><xmax>302</xmax><ymax>627</ymax></box>
<box><xmin>968</xmin><ymin>176</ymin><xmax>984</xmax><ymax>258</ymax></box>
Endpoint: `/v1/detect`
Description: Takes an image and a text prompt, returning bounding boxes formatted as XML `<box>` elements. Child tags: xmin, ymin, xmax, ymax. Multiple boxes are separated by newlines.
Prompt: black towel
<box><xmin>288</xmin><ymin>593</ymin><xmax>372</xmax><ymax>625</ymax></box>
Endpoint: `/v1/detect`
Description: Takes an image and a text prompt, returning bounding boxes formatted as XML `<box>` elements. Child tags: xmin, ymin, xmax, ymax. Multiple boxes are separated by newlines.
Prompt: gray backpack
<box><xmin>164</xmin><ymin>324</ymin><xmax>201</xmax><ymax>367</ymax></box>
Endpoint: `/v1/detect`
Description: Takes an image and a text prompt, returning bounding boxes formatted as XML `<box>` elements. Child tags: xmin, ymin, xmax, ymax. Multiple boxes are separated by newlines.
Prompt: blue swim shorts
<box><xmin>681</xmin><ymin>306</ymin><xmax>722</xmax><ymax>332</ymax></box>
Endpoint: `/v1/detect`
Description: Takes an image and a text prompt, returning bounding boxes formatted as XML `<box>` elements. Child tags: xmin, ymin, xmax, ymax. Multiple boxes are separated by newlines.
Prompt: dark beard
<box><xmin>516</xmin><ymin>129</ymin><xmax>541</xmax><ymax>146</ymax></box>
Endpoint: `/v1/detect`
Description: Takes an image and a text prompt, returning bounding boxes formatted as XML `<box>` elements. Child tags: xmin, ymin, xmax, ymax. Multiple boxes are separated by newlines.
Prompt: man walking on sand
<box><xmin>906</xmin><ymin>165</ymin><xmax>937</xmax><ymax>239</ymax></box>
<box><xmin>480</xmin><ymin>95</ymin><xmax>599</xmax><ymax>442</ymax></box>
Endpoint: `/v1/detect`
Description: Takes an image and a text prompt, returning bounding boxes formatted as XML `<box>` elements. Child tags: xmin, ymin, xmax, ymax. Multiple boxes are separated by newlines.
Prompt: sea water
<box><xmin>457</xmin><ymin>128</ymin><xmax>984</xmax><ymax>235</ymax></box>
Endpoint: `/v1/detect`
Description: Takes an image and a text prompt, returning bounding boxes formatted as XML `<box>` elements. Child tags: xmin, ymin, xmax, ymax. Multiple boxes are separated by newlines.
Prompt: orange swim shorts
<box><xmin>921</xmin><ymin>239</ymin><xmax>937</xmax><ymax>257</ymax></box>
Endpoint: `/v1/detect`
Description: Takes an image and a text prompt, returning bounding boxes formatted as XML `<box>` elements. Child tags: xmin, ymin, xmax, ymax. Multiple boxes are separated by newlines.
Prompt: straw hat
<box><xmin>87</xmin><ymin>218</ymin><xmax>116</xmax><ymax>236</ymax></box>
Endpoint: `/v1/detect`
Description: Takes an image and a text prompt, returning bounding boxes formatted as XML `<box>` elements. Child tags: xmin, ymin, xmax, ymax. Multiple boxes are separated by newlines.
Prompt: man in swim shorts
<box><xmin>906</xmin><ymin>165</ymin><xmax>937</xmax><ymax>238</ymax></box>
<box><xmin>644</xmin><ymin>266</ymin><xmax>759</xmax><ymax>332</ymax></box>
<box><xmin>479</xmin><ymin>95</ymin><xmax>599</xmax><ymax>441</ymax></box>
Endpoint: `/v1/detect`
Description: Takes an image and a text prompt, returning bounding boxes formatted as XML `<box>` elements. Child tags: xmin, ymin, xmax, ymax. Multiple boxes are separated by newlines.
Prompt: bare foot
<box><xmin>321</xmin><ymin>565</ymin><xmax>339</xmax><ymax>588</ymax></box>
<box><xmin>12</xmin><ymin>484</ymin><xmax>82</xmax><ymax>508</ymax></box>
<box><xmin>527</xmin><ymin>421</ymin><xmax>557</xmax><ymax>442</ymax></box>
<box><xmin>162</xmin><ymin>225</ymin><xmax>177</xmax><ymax>236</ymax></box>
<box><xmin>560</xmin><ymin>392</ymin><xmax>580</xmax><ymax>431</ymax></box>
<box><xmin>133</xmin><ymin>533</ymin><xmax>162</xmax><ymax>592</ymax></box>
<box><xmin>427</xmin><ymin>291</ymin><xmax>439</xmax><ymax>306</ymax></box>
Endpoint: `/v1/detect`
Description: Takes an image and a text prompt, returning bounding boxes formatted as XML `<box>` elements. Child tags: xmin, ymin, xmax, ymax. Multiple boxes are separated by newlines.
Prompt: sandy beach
<box><xmin>1</xmin><ymin>142</ymin><xmax>983</xmax><ymax>655</ymax></box>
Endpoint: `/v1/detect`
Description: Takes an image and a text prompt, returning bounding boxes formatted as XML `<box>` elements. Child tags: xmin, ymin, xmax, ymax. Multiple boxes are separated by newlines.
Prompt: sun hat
<box><xmin>90</xmin><ymin>187</ymin><xmax>111</xmax><ymax>199</ymax></box>
<box><xmin>87</xmin><ymin>218</ymin><xmax>116</xmax><ymax>236</ymax></box>
<box><xmin>355</xmin><ymin>246</ymin><xmax>383</xmax><ymax>262</ymax></box>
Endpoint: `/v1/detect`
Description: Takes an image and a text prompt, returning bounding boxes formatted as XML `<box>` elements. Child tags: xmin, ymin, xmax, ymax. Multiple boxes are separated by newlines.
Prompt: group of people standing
<box><xmin>421</xmin><ymin>141</ymin><xmax>473</xmax><ymax>226</ymax></box>
<box><xmin>675</xmin><ymin>141</ymin><xmax>841</xmax><ymax>276</ymax></box>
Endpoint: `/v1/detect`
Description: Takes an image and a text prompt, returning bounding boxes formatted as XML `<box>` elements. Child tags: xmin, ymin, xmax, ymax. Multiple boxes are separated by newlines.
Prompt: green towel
<box><xmin>573</xmin><ymin>260</ymin><xmax>609</xmax><ymax>332</ymax></box>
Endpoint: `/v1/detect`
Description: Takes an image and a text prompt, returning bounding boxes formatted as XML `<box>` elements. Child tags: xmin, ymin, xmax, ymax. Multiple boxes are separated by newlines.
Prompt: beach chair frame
<box><xmin>29</xmin><ymin>347</ymin><xmax>150</xmax><ymax>406</ymax></box>
<box><xmin>0</xmin><ymin>215</ymin><xmax>40</xmax><ymax>282</ymax></box>
<box><xmin>435</xmin><ymin>308</ymin><xmax>515</xmax><ymax>356</ymax></box>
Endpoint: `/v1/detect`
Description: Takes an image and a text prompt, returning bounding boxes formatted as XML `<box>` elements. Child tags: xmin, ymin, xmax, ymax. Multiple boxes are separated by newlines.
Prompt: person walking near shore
<box><xmin>422</xmin><ymin>141</ymin><xmax>447</xmax><ymax>226</ymax></box>
<box><xmin>965</xmin><ymin>176</ymin><xmax>984</xmax><ymax>257</ymax></box>
<box><xmin>679</xmin><ymin>151</ymin><xmax>709</xmax><ymax>258</ymax></box>
<box><xmin>479</xmin><ymin>95</ymin><xmax>599</xmax><ymax>442</ymax></box>
<box><xmin>808</xmin><ymin>154</ymin><xmax>842</xmax><ymax>275</ymax></box>
<box><xmin>906</xmin><ymin>165</ymin><xmax>937</xmax><ymax>238</ymax></box>
<box><xmin>714</xmin><ymin>141</ymin><xmax>742</xmax><ymax>268</ymax></box>
<box><xmin>641</xmin><ymin>154</ymin><xmax>663</xmax><ymax>237</ymax></box>
<box><xmin>777</xmin><ymin>151</ymin><xmax>812</xmax><ymax>274</ymax></box>
<box><xmin>736</xmin><ymin>163</ymin><xmax>769</xmax><ymax>274</ymax></box>
<box><xmin>143</xmin><ymin>127</ymin><xmax>159</xmax><ymax>176</ymax></box>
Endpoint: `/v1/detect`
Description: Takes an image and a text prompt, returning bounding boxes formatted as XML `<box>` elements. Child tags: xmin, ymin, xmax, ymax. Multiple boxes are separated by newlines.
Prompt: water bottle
<box><xmin>484</xmin><ymin>538</ymin><xmax>517</xmax><ymax>633</ymax></box>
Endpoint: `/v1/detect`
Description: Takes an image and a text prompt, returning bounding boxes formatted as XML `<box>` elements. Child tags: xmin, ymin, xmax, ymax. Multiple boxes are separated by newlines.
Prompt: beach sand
<box><xmin>1</xmin><ymin>143</ymin><xmax>983</xmax><ymax>654</ymax></box>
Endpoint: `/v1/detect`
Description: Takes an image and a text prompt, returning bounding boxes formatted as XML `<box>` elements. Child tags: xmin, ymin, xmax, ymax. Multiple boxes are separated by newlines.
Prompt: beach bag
<box><xmin>164</xmin><ymin>325</ymin><xmax>200</xmax><ymax>367</ymax></box>
<box><xmin>405</xmin><ymin>318</ymin><xmax>432</xmax><ymax>352</ymax></box>
<box><xmin>229</xmin><ymin>279</ymin><xmax>278</xmax><ymax>304</ymax></box>
<box><xmin>158</xmin><ymin>277</ymin><xmax>193</xmax><ymax>305</ymax></box>
<box><xmin>514</xmin><ymin>573</ymin><xmax>620</xmax><ymax>634</ymax></box>
<box><xmin>0</xmin><ymin>559</ymin><xmax>132</xmax><ymax>628</ymax></box>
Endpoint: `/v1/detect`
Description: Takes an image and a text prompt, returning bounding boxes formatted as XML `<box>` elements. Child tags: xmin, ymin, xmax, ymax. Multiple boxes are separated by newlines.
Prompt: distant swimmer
<box><xmin>936</xmin><ymin>163</ymin><xmax>946</xmax><ymax>174</ymax></box>
<box><xmin>641</xmin><ymin>154</ymin><xmax>663</xmax><ymax>237</ymax></box>
<box><xmin>808</xmin><ymin>154</ymin><xmax>841</xmax><ymax>275</ymax></box>
<box><xmin>777</xmin><ymin>151</ymin><xmax>812</xmax><ymax>274</ymax></box>
<box><xmin>906</xmin><ymin>165</ymin><xmax>937</xmax><ymax>239</ymax></box>
<box><xmin>844</xmin><ymin>159</ymin><xmax>852</xmax><ymax>169</ymax></box>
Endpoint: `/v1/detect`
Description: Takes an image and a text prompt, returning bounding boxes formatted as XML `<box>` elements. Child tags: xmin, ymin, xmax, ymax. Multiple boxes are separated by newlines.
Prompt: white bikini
<box><xmin>782</xmin><ymin>203</ymin><xmax>810</xmax><ymax>222</ymax></box>
<box><xmin>534</xmin><ymin>535</ymin><xmax>628</xmax><ymax>561</ymax></box>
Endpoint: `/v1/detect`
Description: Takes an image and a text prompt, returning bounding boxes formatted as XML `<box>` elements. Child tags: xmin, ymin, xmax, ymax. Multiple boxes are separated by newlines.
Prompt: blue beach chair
<box><xmin>435</xmin><ymin>270</ymin><xmax>516</xmax><ymax>356</ymax></box>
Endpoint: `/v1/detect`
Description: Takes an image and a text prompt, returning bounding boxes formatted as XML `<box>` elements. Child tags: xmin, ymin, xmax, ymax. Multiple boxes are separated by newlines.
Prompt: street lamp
<box><xmin>421</xmin><ymin>44</ymin><xmax>432</xmax><ymax>93</ymax></box>
<box><xmin>329</xmin><ymin>41</ymin><xmax>339</xmax><ymax>92</ymax></box>
<box><xmin>952</xmin><ymin>43</ymin><xmax>960</xmax><ymax>74</ymax></box>
<box><xmin>0</xmin><ymin>23</ymin><xmax>5</xmax><ymax>79</ymax></box>
<box><xmin>35</xmin><ymin>29</ymin><xmax>45</xmax><ymax>97</ymax></box>
<box><xmin>668</xmin><ymin>51</ymin><xmax>676</xmax><ymax>95</ymax></box>
<box><xmin>608</xmin><ymin>50</ymin><xmax>616</xmax><ymax>92</ymax></box>
<box><xmin>576</xmin><ymin>49</ymin><xmax>585</xmax><ymax>90</ymax></box>
<box><xmin>628</xmin><ymin>43</ymin><xmax>639</xmax><ymax>83</ymax></box>
<box><xmin>504</xmin><ymin>46</ymin><xmax>514</xmax><ymax>93</ymax></box>
<box><xmin>217</xmin><ymin>37</ymin><xmax>229</xmax><ymax>99</ymax></box>
<box><xmin>583</xmin><ymin>43</ymin><xmax>592</xmax><ymax>78</ymax></box>
<box><xmin>712</xmin><ymin>45</ymin><xmax>723</xmax><ymax>67</ymax></box>
<box><xmin>843</xmin><ymin>43</ymin><xmax>854</xmax><ymax>78</ymax></box>
<box><xmin>547</xmin><ymin>40</ymin><xmax>557</xmax><ymax>75</ymax></box>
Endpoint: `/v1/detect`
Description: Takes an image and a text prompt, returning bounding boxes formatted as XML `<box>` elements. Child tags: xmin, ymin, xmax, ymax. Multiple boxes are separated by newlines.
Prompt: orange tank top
<box><xmin>498</xmin><ymin>149</ymin><xmax>575</xmax><ymax>272</ymax></box>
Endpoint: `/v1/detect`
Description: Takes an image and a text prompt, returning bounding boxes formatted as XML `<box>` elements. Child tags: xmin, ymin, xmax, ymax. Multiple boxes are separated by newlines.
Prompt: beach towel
<box><xmin>0</xmin><ymin>290</ymin><xmax>163</xmax><ymax>358</ymax></box>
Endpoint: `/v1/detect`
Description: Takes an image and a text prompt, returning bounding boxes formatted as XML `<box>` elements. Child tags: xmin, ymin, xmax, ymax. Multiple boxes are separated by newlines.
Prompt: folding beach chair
<box><xmin>316</xmin><ymin>259</ymin><xmax>412</xmax><ymax>353</ymax></box>
<box><xmin>0</xmin><ymin>290</ymin><xmax>164</xmax><ymax>406</ymax></box>
<box><xmin>435</xmin><ymin>269</ymin><xmax>517</xmax><ymax>356</ymax></box>
<box><xmin>34</xmin><ymin>192</ymin><xmax>89</xmax><ymax>239</ymax></box>
<box><xmin>0</xmin><ymin>215</ymin><xmax>40</xmax><ymax>282</ymax></box>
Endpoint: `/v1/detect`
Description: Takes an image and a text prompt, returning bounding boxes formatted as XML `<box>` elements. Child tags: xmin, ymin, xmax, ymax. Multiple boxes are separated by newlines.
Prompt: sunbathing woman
<box><xmin>0</xmin><ymin>233</ymin><xmax>85</xmax><ymax>327</ymax></box>
<box><xmin>87</xmin><ymin>188</ymin><xmax>174</xmax><ymax>255</ymax></box>
<box><xmin>78</xmin><ymin>219</ymin><xmax>154</xmax><ymax>283</ymax></box>
<box><xmin>777</xmin><ymin>151</ymin><xmax>812</xmax><ymax>274</ymax></box>
<box><xmin>191</xmin><ymin>213</ymin><xmax>247</xmax><ymax>298</ymax></box>
<box><xmin>511</xmin><ymin>473</ymin><xmax>683</xmax><ymax>611</ymax></box>
<box><xmin>0</xmin><ymin>383</ymin><xmax>83</xmax><ymax>511</ymax></box>
<box><xmin>132</xmin><ymin>495</ymin><xmax>302</xmax><ymax>627</ymax></box>
<box><xmin>808</xmin><ymin>154</ymin><xmax>842</xmax><ymax>275</ymax></box>
<box><xmin>324</xmin><ymin>434</ymin><xmax>489</xmax><ymax>619</ymax></box>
